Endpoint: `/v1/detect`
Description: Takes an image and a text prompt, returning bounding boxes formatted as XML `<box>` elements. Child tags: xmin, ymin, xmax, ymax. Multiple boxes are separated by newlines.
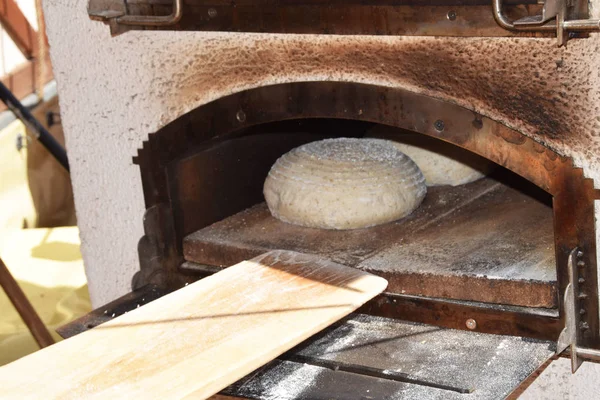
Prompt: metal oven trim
<box><xmin>132</xmin><ymin>81</ymin><xmax>600</xmax><ymax>348</ymax></box>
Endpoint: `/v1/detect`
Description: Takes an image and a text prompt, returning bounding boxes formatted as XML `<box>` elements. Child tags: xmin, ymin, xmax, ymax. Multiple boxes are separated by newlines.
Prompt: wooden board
<box><xmin>183</xmin><ymin>177</ymin><xmax>556</xmax><ymax>308</ymax></box>
<box><xmin>0</xmin><ymin>250</ymin><xmax>387</xmax><ymax>399</ymax></box>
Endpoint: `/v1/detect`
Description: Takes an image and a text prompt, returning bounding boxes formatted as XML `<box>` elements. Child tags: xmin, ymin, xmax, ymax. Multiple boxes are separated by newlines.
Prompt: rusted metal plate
<box><xmin>183</xmin><ymin>176</ymin><xmax>557</xmax><ymax>308</ymax></box>
<box><xmin>553</xmin><ymin>169</ymin><xmax>600</xmax><ymax>349</ymax></box>
<box><xmin>175</xmin><ymin>4</ymin><xmax>544</xmax><ymax>37</ymax></box>
<box><xmin>222</xmin><ymin>314</ymin><xmax>555</xmax><ymax>400</ymax></box>
<box><xmin>91</xmin><ymin>0</ymin><xmax>549</xmax><ymax>38</ymax></box>
<box><xmin>359</xmin><ymin>293</ymin><xmax>560</xmax><ymax>341</ymax></box>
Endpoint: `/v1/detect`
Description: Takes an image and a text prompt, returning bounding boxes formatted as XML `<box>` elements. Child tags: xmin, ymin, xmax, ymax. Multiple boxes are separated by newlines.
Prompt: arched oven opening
<box><xmin>176</xmin><ymin>118</ymin><xmax>556</xmax><ymax>310</ymax></box>
<box><xmin>122</xmin><ymin>81</ymin><xmax>598</xmax><ymax>364</ymax></box>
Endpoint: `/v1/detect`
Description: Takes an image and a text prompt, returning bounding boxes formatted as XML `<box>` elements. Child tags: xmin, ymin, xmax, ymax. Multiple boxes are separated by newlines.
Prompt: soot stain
<box><xmin>161</xmin><ymin>35</ymin><xmax>594</xmax><ymax>147</ymax></box>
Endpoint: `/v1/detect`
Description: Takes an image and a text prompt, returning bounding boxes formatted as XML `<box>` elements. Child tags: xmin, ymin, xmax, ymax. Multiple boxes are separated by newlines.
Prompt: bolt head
<box><xmin>466</xmin><ymin>318</ymin><xmax>477</xmax><ymax>330</ymax></box>
<box><xmin>447</xmin><ymin>10</ymin><xmax>457</xmax><ymax>21</ymax></box>
<box><xmin>236</xmin><ymin>110</ymin><xmax>247</xmax><ymax>123</ymax></box>
<box><xmin>208</xmin><ymin>8</ymin><xmax>217</xmax><ymax>18</ymax></box>
<box><xmin>434</xmin><ymin>119</ymin><xmax>445</xmax><ymax>132</ymax></box>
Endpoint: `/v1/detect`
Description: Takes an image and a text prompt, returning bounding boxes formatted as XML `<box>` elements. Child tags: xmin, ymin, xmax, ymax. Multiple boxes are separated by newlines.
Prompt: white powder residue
<box><xmin>261</xmin><ymin>364</ymin><xmax>322</xmax><ymax>400</ymax></box>
<box><xmin>297</xmin><ymin>137</ymin><xmax>408</xmax><ymax>164</ymax></box>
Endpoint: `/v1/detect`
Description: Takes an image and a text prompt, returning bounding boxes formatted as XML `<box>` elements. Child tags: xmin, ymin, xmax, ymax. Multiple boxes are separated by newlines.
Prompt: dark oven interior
<box><xmin>128</xmin><ymin>81</ymin><xmax>600</xmax><ymax>356</ymax></box>
<box><xmin>174</xmin><ymin>119</ymin><xmax>557</xmax><ymax>308</ymax></box>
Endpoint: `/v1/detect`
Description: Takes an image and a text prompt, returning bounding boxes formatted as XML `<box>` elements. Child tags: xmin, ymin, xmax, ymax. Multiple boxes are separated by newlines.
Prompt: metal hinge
<box><xmin>88</xmin><ymin>0</ymin><xmax>182</xmax><ymax>27</ymax></box>
<box><xmin>494</xmin><ymin>0</ymin><xmax>600</xmax><ymax>46</ymax></box>
<box><xmin>557</xmin><ymin>248</ymin><xmax>600</xmax><ymax>373</ymax></box>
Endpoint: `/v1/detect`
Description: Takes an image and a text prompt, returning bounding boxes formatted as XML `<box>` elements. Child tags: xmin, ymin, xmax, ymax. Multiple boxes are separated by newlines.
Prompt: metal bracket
<box><xmin>118</xmin><ymin>0</ymin><xmax>182</xmax><ymax>26</ymax></box>
<box><xmin>493</xmin><ymin>0</ymin><xmax>600</xmax><ymax>45</ymax></box>
<box><xmin>89</xmin><ymin>0</ymin><xmax>182</xmax><ymax>26</ymax></box>
<box><xmin>557</xmin><ymin>248</ymin><xmax>600</xmax><ymax>373</ymax></box>
<box><xmin>513</xmin><ymin>0</ymin><xmax>560</xmax><ymax>25</ymax></box>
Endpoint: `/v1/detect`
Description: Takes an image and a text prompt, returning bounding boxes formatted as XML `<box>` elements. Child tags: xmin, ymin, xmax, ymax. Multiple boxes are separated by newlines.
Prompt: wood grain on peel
<box><xmin>0</xmin><ymin>250</ymin><xmax>387</xmax><ymax>400</ymax></box>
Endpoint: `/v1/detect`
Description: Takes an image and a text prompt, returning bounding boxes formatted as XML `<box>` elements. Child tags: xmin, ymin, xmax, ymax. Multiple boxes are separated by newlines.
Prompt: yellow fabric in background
<box><xmin>0</xmin><ymin>227</ymin><xmax>92</xmax><ymax>366</ymax></box>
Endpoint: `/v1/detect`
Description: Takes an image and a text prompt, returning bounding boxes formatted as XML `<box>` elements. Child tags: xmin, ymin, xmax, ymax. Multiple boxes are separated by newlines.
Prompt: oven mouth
<box><xmin>132</xmin><ymin>81</ymin><xmax>600</xmax><ymax>347</ymax></box>
<box><xmin>177</xmin><ymin>119</ymin><xmax>557</xmax><ymax>310</ymax></box>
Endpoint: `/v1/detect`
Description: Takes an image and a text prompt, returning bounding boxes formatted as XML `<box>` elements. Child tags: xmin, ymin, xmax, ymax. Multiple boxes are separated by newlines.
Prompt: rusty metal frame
<box><xmin>130</xmin><ymin>81</ymin><xmax>599</xmax><ymax>348</ymax></box>
<box><xmin>89</xmin><ymin>0</ymin><xmax>556</xmax><ymax>37</ymax></box>
<box><xmin>59</xmin><ymin>282</ymin><xmax>560</xmax><ymax>342</ymax></box>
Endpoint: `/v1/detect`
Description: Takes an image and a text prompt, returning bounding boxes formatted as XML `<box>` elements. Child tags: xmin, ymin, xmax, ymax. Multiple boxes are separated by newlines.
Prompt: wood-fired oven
<box><xmin>47</xmin><ymin>0</ymin><xmax>600</xmax><ymax>397</ymax></box>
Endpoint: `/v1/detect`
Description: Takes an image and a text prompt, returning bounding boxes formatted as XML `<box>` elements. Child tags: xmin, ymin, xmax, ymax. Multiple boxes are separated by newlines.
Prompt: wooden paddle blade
<box><xmin>0</xmin><ymin>250</ymin><xmax>388</xmax><ymax>399</ymax></box>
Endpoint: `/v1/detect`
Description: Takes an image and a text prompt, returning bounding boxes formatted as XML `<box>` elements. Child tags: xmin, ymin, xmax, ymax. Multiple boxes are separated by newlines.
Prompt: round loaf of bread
<box><xmin>263</xmin><ymin>138</ymin><xmax>427</xmax><ymax>230</ymax></box>
<box><xmin>367</xmin><ymin>127</ymin><xmax>493</xmax><ymax>187</ymax></box>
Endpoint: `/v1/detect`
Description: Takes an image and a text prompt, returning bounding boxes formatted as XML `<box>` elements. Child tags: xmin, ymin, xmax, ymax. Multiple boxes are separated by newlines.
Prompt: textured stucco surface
<box><xmin>43</xmin><ymin>0</ymin><xmax>600</xmax><ymax>394</ymax></box>
<box><xmin>520</xmin><ymin>357</ymin><xmax>600</xmax><ymax>398</ymax></box>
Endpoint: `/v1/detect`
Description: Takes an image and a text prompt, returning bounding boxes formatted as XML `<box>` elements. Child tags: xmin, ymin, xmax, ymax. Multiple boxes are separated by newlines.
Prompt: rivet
<box><xmin>208</xmin><ymin>8</ymin><xmax>217</xmax><ymax>18</ymax></box>
<box><xmin>579</xmin><ymin>278</ymin><xmax>586</xmax><ymax>284</ymax></box>
<box><xmin>236</xmin><ymin>110</ymin><xmax>246</xmax><ymax>123</ymax></box>
<box><xmin>434</xmin><ymin>119</ymin><xmax>445</xmax><ymax>132</ymax></box>
<box><xmin>580</xmin><ymin>322</ymin><xmax>590</xmax><ymax>330</ymax></box>
<box><xmin>466</xmin><ymin>318</ymin><xmax>477</xmax><ymax>330</ymax></box>
<box><xmin>580</xmin><ymin>309</ymin><xmax>586</xmax><ymax>315</ymax></box>
<box><xmin>577</xmin><ymin>250</ymin><xmax>584</xmax><ymax>258</ymax></box>
<box><xmin>578</xmin><ymin>293</ymin><xmax>588</xmax><ymax>299</ymax></box>
<box><xmin>447</xmin><ymin>10</ymin><xmax>457</xmax><ymax>21</ymax></box>
<box><xmin>577</xmin><ymin>261</ymin><xmax>585</xmax><ymax>267</ymax></box>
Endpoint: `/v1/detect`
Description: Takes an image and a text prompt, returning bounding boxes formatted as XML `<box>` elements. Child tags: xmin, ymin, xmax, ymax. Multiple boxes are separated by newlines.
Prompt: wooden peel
<box><xmin>0</xmin><ymin>250</ymin><xmax>387</xmax><ymax>399</ymax></box>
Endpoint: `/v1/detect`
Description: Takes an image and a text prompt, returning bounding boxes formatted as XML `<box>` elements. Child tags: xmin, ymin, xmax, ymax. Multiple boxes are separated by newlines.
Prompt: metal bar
<box><xmin>0</xmin><ymin>81</ymin><xmax>69</xmax><ymax>172</ymax></box>
<box><xmin>563</xmin><ymin>19</ymin><xmax>600</xmax><ymax>30</ymax></box>
<box><xmin>116</xmin><ymin>0</ymin><xmax>181</xmax><ymax>26</ymax></box>
<box><xmin>359</xmin><ymin>292</ymin><xmax>561</xmax><ymax>341</ymax></box>
<box><xmin>0</xmin><ymin>257</ymin><xmax>54</xmax><ymax>348</ymax></box>
<box><xmin>576</xmin><ymin>347</ymin><xmax>600</xmax><ymax>362</ymax></box>
<box><xmin>493</xmin><ymin>0</ymin><xmax>555</xmax><ymax>30</ymax></box>
<box><xmin>493</xmin><ymin>0</ymin><xmax>600</xmax><ymax>32</ymax></box>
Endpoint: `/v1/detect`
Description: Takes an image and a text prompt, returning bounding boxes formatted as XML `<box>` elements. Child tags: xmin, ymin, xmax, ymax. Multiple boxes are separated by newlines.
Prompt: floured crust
<box><xmin>367</xmin><ymin>127</ymin><xmax>494</xmax><ymax>187</ymax></box>
<box><xmin>263</xmin><ymin>138</ymin><xmax>427</xmax><ymax>230</ymax></box>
